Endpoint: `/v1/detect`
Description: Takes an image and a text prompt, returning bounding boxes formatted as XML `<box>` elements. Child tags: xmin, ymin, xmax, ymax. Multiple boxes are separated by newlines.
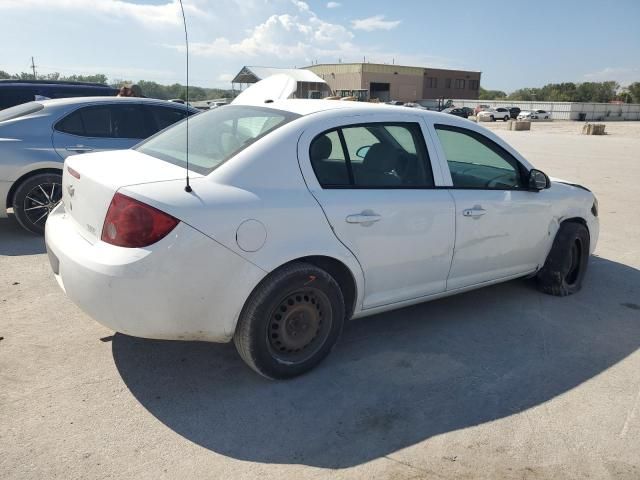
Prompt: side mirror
<box><xmin>355</xmin><ymin>145</ymin><xmax>370</xmax><ymax>158</ymax></box>
<box><xmin>528</xmin><ymin>169</ymin><xmax>550</xmax><ymax>191</ymax></box>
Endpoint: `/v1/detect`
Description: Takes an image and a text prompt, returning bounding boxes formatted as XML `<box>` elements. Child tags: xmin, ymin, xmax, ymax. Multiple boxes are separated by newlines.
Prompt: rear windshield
<box><xmin>136</xmin><ymin>105</ymin><xmax>300</xmax><ymax>175</ymax></box>
<box><xmin>0</xmin><ymin>102</ymin><xmax>44</xmax><ymax>122</ymax></box>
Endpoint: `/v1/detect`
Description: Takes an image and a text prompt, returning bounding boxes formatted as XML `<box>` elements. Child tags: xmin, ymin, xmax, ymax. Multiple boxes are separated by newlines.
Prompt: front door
<box><xmin>432</xmin><ymin>124</ymin><xmax>552</xmax><ymax>290</ymax></box>
<box><xmin>299</xmin><ymin>118</ymin><xmax>455</xmax><ymax>309</ymax></box>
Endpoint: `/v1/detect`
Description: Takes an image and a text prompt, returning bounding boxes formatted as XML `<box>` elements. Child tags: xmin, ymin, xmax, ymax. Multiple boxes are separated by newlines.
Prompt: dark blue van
<box><xmin>0</xmin><ymin>80</ymin><xmax>118</xmax><ymax>110</ymax></box>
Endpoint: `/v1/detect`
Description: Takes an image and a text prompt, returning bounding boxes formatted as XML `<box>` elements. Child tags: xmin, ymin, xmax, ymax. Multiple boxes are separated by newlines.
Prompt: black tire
<box><xmin>12</xmin><ymin>172</ymin><xmax>63</xmax><ymax>235</ymax></box>
<box><xmin>234</xmin><ymin>262</ymin><xmax>346</xmax><ymax>379</ymax></box>
<box><xmin>503</xmin><ymin>116</ymin><xmax>509</xmax><ymax>122</ymax></box>
<box><xmin>536</xmin><ymin>222</ymin><xmax>590</xmax><ymax>296</ymax></box>
<box><xmin>490</xmin><ymin>115</ymin><xmax>495</xmax><ymax>122</ymax></box>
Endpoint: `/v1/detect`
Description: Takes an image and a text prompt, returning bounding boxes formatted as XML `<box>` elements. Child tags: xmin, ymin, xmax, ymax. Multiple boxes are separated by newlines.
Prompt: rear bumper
<box><xmin>45</xmin><ymin>204</ymin><xmax>266</xmax><ymax>342</ymax></box>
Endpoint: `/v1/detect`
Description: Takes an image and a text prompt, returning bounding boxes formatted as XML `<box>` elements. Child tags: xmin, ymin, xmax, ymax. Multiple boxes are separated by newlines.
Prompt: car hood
<box><xmin>549</xmin><ymin>176</ymin><xmax>592</xmax><ymax>192</ymax></box>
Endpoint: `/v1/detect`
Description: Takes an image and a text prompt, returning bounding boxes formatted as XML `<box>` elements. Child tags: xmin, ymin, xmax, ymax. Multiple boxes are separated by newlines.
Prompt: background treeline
<box><xmin>0</xmin><ymin>71</ymin><xmax>233</xmax><ymax>101</ymax></box>
<box><xmin>2</xmin><ymin>70</ymin><xmax>639</xmax><ymax>103</ymax></box>
<box><xmin>479</xmin><ymin>82</ymin><xmax>640</xmax><ymax>103</ymax></box>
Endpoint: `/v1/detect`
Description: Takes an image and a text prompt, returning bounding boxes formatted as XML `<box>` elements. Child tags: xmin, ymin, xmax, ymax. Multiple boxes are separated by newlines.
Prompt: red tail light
<box><xmin>101</xmin><ymin>193</ymin><xmax>179</xmax><ymax>248</ymax></box>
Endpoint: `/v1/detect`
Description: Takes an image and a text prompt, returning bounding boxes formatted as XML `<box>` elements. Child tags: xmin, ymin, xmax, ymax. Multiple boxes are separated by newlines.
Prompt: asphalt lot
<box><xmin>1</xmin><ymin>121</ymin><xmax>639</xmax><ymax>479</ymax></box>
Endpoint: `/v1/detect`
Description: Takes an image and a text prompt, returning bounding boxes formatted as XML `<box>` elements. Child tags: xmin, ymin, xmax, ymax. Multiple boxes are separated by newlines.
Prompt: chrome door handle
<box><xmin>346</xmin><ymin>211</ymin><xmax>382</xmax><ymax>226</ymax></box>
<box><xmin>462</xmin><ymin>206</ymin><xmax>487</xmax><ymax>218</ymax></box>
<box><xmin>66</xmin><ymin>145</ymin><xmax>94</xmax><ymax>153</ymax></box>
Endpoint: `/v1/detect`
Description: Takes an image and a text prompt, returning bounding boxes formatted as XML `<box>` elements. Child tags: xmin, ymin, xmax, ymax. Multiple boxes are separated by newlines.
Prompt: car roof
<box><xmin>38</xmin><ymin>96</ymin><xmax>194</xmax><ymax>109</ymax></box>
<box><xmin>241</xmin><ymin>99</ymin><xmax>458</xmax><ymax>120</ymax></box>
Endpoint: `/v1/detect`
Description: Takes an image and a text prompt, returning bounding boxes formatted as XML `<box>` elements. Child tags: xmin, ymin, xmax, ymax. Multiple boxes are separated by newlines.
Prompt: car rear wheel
<box><xmin>12</xmin><ymin>172</ymin><xmax>62</xmax><ymax>235</ymax></box>
<box><xmin>490</xmin><ymin>115</ymin><xmax>495</xmax><ymax>122</ymax></box>
<box><xmin>536</xmin><ymin>222</ymin><xmax>590</xmax><ymax>296</ymax></box>
<box><xmin>234</xmin><ymin>262</ymin><xmax>345</xmax><ymax>379</ymax></box>
<box><xmin>503</xmin><ymin>116</ymin><xmax>509</xmax><ymax>121</ymax></box>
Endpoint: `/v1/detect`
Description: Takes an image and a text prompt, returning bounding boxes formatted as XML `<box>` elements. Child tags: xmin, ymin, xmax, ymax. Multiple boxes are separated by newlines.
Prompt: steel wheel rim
<box><xmin>267</xmin><ymin>288</ymin><xmax>333</xmax><ymax>364</ymax></box>
<box><xmin>22</xmin><ymin>182</ymin><xmax>61</xmax><ymax>226</ymax></box>
<box><xmin>566</xmin><ymin>239</ymin><xmax>582</xmax><ymax>286</ymax></box>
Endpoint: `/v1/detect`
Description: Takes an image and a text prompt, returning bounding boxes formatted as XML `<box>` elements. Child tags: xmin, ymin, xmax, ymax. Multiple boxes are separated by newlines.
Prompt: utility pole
<box><xmin>30</xmin><ymin>56</ymin><xmax>37</xmax><ymax>79</ymax></box>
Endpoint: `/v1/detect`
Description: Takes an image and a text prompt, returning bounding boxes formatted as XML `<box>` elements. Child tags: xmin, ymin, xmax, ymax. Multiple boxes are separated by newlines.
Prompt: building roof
<box><xmin>232</xmin><ymin>66</ymin><xmax>327</xmax><ymax>84</ymax></box>
<box><xmin>304</xmin><ymin>63</ymin><xmax>481</xmax><ymax>76</ymax></box>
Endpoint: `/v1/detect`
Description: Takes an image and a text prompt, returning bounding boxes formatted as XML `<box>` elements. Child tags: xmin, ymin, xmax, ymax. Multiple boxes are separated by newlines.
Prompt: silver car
<box><xmin>0</xmin><ymin>96</ymin><xmax>196</xmax><ymax>234</ymax></box>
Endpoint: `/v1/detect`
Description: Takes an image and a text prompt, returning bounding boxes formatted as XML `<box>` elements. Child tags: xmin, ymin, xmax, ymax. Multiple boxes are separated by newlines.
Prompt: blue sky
<box><xmin>1</xmin><ymin>0</ymin><xmax>638</xmax><ymax>92</ymax></box>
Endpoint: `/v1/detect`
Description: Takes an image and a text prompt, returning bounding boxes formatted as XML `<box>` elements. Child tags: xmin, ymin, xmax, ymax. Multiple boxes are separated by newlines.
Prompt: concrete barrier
<box><xmin>581</xmin><ymin>123</ymin><xmax>606</xmax><ymax>135</ymax></box>
<box><xmin>507</xmin><ymin>120</ymin><xmax>531</xmax><ymax>131</ymax></box>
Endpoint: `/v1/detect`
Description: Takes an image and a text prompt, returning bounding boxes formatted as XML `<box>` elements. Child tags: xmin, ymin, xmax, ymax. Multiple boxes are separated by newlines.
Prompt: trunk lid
<box><xmin>62</xmin><ymin>149</ymin><xmax>201</xmax><ymax>243</ymax></box>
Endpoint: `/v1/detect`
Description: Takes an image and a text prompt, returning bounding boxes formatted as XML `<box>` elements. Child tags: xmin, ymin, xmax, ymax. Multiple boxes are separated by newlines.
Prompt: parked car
<box><xmin>0</xmin><ymin>80</ymin><xmax>117</xmax><ymax>111</ymax></box>
<box><xmin>441</xmin><ymin>107</ymin><xmax>469</xmax><ymax>118</ymax></box>
<box><xmin>45</xmin><ymin>100</ymin><xmax>599</xmax><ymax>379</ymax></box>
<box><xmin>0</xmin><ymin>97</ymin><xmax>198</xmax><ymax>233</ymax></box>
<box><xmin>461</xmin><ymin>107</ymin><xmax>475</xmax><ymax>117</ymax></box>
<box><xmin>474</xmin><ymin>104</ymin><xmax>491</xmax><ymax>115</ymax></box>
<box><xmin>477</xmin><ymin>108</ymin><xmax>511</xmax><ymax>122</ymax></box>
<box><xmin>518</xmin><ymin>109</ymin><xmax>552</xmax><ymax>121</ymax></box>
<box><xmin>508</xmin><ymin>107</ymin><xmax>521</xmax><ymax>119</ymax></box>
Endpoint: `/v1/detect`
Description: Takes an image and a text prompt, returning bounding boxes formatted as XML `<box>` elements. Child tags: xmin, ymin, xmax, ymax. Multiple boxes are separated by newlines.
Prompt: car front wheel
<box><xmin>12</xmin><ymin>172</ymin><xmax>63</xmax><ymax>235</ymax></box>
<box><xmin>536</xmin><ymin>222</ymin><xmax>590</xmax><ymax>296</ymax></box>
<box><xmin>234</xmin><ymin>262</ymin><xmax>345</xmax><ymax>379</ymax></box>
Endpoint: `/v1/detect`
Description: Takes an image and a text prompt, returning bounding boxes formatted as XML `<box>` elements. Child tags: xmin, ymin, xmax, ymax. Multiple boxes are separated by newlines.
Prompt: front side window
<box><xmin>137</xmin><ymin>105</ymin><xmax>299</xmax><ymax>175</ymax></box>
<box><xmin>310</xmin><ymin>122</ymin><xmax>434</xmax><ymax>188</ymax></box>
<box><xmin>435</xmin><ymin>125</ymin><xmax>525</xmax><ymax>190</ymax></box>
<box><xmin>145</xmin><ymin>105</ymin><xmax>189</xmax><ymax>132</ymax></box>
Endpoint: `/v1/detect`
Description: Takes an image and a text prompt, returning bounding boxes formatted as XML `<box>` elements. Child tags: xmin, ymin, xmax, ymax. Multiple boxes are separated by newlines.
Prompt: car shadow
<box><xmin>0</xmin><ymin>217</ymin><xmax>45</xmax><ymax>256</ymax></box>
<box><xmin>112</xmin><ymin>256</ymin><xmax>640</xmax><ymax>468</ymax></box>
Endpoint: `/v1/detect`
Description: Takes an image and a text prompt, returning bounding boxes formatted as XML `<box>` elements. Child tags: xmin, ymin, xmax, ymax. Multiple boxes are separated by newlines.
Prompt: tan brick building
<box><xmin>304</xmin><ymin>63</ymin><xmax>481</xmax><ymax>103</ymax></box>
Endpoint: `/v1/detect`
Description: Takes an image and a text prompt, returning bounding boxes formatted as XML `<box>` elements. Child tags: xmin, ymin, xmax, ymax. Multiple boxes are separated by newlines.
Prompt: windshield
<box><xmin>0</xmin><ymin>101</ymin><xmax>44</xmax><ymax>122</ymax></box>
<box><xmin>136</xmin><ymin>105</ymin><xmax>300</xmax><ymax>175</ymax></box>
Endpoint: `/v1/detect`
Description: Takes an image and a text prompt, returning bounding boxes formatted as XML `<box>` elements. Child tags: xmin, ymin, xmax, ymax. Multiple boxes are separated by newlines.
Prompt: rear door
<box><xmin>53</xmin><ymin>103</ymin><xmax>151</xmax><ymax>159</ymax></box>
<box><xmin>298</xmin><ymin>113</ymin><xmax>455</xmax><ymax>309</ymax></box>
<box><xmin>430</xmin><ymin>123</ymin><xmax>552</xmax><ymax>290</ymax></box>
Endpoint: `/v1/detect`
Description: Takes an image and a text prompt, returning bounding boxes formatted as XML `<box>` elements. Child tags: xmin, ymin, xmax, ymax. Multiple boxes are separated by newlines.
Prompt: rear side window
<box><xmin>310</xmin><ymin>122</ymin><xmax>434</xmax><ymax>188</ymax></box>
<box><xmin>0</xmin><ymin>102</ymin><xmax>44</xmax><ymax>122</ymax></box>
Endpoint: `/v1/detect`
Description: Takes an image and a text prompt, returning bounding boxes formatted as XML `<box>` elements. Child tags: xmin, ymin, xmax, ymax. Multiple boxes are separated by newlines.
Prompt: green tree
<box><xmin>478</xmin><ymin>87</ymin><xmax>507</xmax><ymax>100</ymax></box>
<box><xmin>626</xmin><ymin>82</ymin><xmax>640</xmax><ymax>103</ymax></box>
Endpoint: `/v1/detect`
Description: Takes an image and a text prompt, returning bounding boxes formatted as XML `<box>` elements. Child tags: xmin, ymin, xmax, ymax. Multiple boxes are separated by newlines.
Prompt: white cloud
<box><xmin>0</xmin><ymin>0</ymin><xmax>210</xmax><ymax>27</ymax></box>
<box><xmin>326</xmin><ymin>2</ymin><xmax>341</xmax><ymax>8</ymax></box>
<box><xmin>583</xmin><ymin>67</ymin><xmax>640</xmax><ymax>86</ymax></box>
<box><xmin>178</xmin><ymin>10</ymin><xmax>355</xmax><ymax>61</ymax></box>
<box><xmin>217</xmin><ymin>73</ymin><xmax>235</xmax><ymax>82</ymax></box>
<box><xmin>351</xmin><ymin>15</ymin><xmax>401</xmax><ymax>31</ymax></box>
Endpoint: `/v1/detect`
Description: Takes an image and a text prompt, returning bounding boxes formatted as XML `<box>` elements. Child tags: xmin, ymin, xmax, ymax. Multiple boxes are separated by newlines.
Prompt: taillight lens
<box><xmin>101</xmin><ymin>193</ymin><xmax>179</xmax><ymax>248</ymax></box>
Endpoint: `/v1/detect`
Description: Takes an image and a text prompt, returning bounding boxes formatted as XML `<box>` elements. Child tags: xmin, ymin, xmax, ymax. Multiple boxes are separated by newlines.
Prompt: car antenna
<box><xmin>179</xmin><ymin>0</ymin><xmax>192</xmax><ymax>193</ymax></box>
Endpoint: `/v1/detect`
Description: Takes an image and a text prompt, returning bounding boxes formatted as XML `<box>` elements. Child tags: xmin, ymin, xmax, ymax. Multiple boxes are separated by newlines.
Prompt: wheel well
<box><xmin>560</xmin><ymin>216</ymin><xmax>590</xmax><ymax>241</ymax></box>
<box><xmin>561</xmin><ymin>216</ymin><xmax>587</xmax><ymax>229</ymax></box>
<box><xmin>6</xmin><ymin>168</ymin><xmax>62</xmax><ymax>209</ymax></box>
<box><xmin>292</xmin><ymin>255</ymin><xmax>358</xmax><ymax>319</ymax></box>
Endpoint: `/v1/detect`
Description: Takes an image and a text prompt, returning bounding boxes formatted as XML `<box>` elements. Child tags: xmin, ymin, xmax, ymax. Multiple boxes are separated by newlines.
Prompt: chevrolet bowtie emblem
<box><xmin>67</xmin><ymin>185</ymin><xmax>75</xmax><ymax>197</ymax></box>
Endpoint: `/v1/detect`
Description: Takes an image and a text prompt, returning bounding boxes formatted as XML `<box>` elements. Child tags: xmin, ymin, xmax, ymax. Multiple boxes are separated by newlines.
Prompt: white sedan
<box><xmin>45</xmin><ymin>100</ymin><xmax>599</xmax><ymax>379</ymax></box>
<box><xmin>518</xmin><ymin>109</ymin><xmax>553</xmax><ymax>121</ymax></box>
<box><xmin>476</xmin><ymin>107</ymin><xmax>511</xmax><ymax>122</ymax></box>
